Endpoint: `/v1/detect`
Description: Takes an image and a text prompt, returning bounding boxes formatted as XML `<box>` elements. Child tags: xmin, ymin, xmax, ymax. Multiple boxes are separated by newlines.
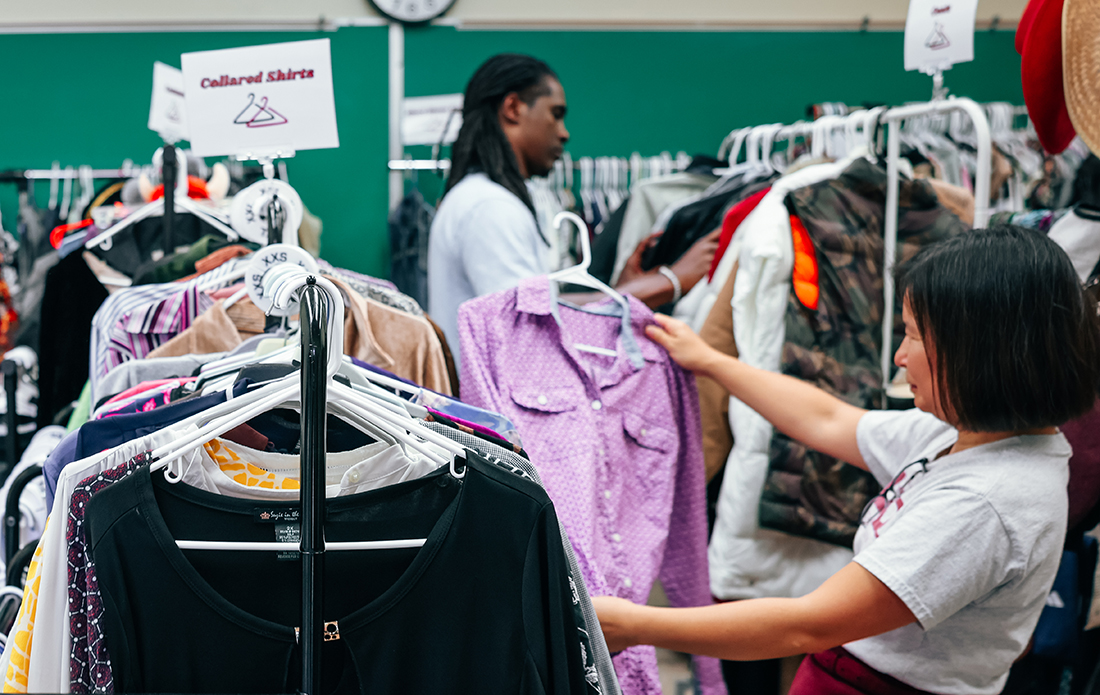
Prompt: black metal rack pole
<box><xmin>4</xmin><ymin>465</ymin><xmax>41</xmax><ymax>570</ymax></box>
<box><xmin>264</xmin><ymin>195</ymin><xmax>288</xmax><ymax>334</ymax></box>
<box><xmin>267</xmin><ymin>194</ymin><xmax>284</xmax><ymax>245</ymax></box>
<box><xmin>298</xmin><ymin>277</ymin><xmax>328</xmax><ymax>695</ymax></box>
<box><xmin>162</xmin><ymin>144</ymin><xmax>176</xmax><ymax>253</ymax></box>
<box><xmin>1</xmin><ymin>361</ymin><xmax>18</xmax><ymax>485</ymax></box>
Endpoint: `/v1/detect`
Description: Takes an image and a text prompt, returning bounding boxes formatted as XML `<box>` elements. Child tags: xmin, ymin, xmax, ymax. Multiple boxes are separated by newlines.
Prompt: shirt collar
<box><xmin>515</xmin><ymin>277</ymin><xmax>664</xmax><ymax>369</ymax></box>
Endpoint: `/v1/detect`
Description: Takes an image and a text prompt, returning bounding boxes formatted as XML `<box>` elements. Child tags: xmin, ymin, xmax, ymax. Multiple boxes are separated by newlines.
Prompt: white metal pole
<box><xmin>877</xmin><ymin>96</ymin><xmax>993</xmax><ymax>406</ymax></box>
<box><xmin>388</xmin><ymin>21</ymin><xmax>405</xmax><ymax>213</ymax></box>
<box><xmin>953</xmin><ymin>97</ymin><xmax>993</xmax><ymax>228</ymax></box>
<box><xmin>882</xmin><ymin>119</ymin><xmax>901</xmax><ymax>403</ymax></box>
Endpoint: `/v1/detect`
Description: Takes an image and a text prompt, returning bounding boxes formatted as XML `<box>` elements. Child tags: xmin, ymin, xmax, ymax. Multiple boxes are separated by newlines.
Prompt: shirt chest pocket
<box><xmin>621</xmin><ymin>411</ymin><xmax>677</xmax><ymax>496</ymax></box>
<box><xmin>509</xmin><ymin>386</ymin><xmax>582</xmax><ymax>463</ymax></box>
<box><xmin>510</xmin><ymin>387</ymin><xmax>580</xmax><ymax>415</ymax></box>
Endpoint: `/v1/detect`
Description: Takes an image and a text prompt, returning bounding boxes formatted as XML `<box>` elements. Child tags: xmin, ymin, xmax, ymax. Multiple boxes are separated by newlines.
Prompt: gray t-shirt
<box><xmin>427</xmin><ymin>173</ymin><xmax>551</xmax><ymax>372</ymax></box>
<box><xmin>846</xmin><ymin>408</ymin><xmax>1070</xmax><ymax>695</ymax></box>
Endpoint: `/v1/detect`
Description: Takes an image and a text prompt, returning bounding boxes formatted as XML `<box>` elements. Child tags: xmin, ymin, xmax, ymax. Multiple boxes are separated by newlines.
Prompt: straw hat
<box><xmin>1063</xmin><ymin>0</ymin><xmax>1100</xmax><ymax>154</ymax></box>
<box><xmin>1017</xmin><ymin>0</ymin><xmax>1076</xmax><ymax>153</ymax></box>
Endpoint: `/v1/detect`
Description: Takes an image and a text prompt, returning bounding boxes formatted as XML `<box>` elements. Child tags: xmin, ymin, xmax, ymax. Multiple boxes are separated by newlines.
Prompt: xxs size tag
<box><xmin>275</xmin><ymin>523</ymin><xmax>301</xmax><ymax>561</ymax></box>
<box><xmin>253</xmin><ymin>508</ymin><xmax>301</xmax><ymax>524</ymax></box>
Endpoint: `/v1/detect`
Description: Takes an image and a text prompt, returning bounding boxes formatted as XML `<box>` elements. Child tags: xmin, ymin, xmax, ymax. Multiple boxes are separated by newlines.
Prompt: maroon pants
<box><xmin>788</xmin><ymin>648</ymin><xmax>932</xmax><ymax>695</ymax></box>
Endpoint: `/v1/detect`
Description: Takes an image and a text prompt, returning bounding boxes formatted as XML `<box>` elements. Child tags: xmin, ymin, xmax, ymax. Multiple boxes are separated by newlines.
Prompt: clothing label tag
<box><xmin>148</xmin><ymin>62</ymin><xmax>189</xmax><ymax>143</ymax></box>
<box><xmin>903</xmin><ymin>0</ymin><xmax>978</xmax><ymax>74</ymax></box>
<box><xmin>253</xmin><ymin>508</ymin><xmax>301</xmax><ymax>524</ymax></box>
<box><xmin>180</xmin><ymin>39</ymin><xmax>339</xmax><ymax>158</ymax></box>
<box><xmin>275</xmin><ymin>523</ymin><xmax>301</xmax><ymax>561</ymax></box>
<box><xmin>401</xmin><ymin>94</ymin><xmax>463</xmax><ymax>146</ymax></box>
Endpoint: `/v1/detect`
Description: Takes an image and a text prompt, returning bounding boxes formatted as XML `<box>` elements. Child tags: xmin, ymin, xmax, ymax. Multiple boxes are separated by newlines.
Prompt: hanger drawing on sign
<box><xmin>926</xmin><ymin>22</ymin><xmax>950</xmax><ymax>50</ymax></box>
<box><xmin>234</xmin><ymin>93</ymin><xmax>261</xmax><ymax>124</ymax></box>
<box><xmin>234</xmin><ymin>93</ymin><xmax>288</xmax><ymax>128</ymax></box>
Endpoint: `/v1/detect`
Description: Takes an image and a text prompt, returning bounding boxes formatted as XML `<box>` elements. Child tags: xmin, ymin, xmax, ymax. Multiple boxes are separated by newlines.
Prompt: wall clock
<box><xmin>368</xmin><ymin>0</ymin><xmax>457</xmax><ymax>24</ymax></box>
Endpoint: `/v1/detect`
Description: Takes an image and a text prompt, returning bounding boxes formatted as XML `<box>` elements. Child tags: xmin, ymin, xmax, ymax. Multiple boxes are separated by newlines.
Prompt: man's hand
<box><xmin>617</xmin><ymin>232</ymin><xmax>663</xmax><ymax>286</ymax></box>
<box><xmin>645</xmin><ymin>314</ymin><xmax>723</xmax><ymax>374</ymax></box>
<box><xmin>668</xmin><ymin>228</ymin><xmax>721</xmax><ymax>290</ymax></box>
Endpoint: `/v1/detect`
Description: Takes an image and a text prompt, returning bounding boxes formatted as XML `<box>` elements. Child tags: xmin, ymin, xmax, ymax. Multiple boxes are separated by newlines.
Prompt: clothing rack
<box><xmin>715</xmin><ymin>98</ymin><xmax>996</xmax><ymax>406</ymax></box>
<box><xmin>162</xmin><ymin>144</ymin><xmax>178</xmax><ymax>253</ymax></box>
<box><xmin>879</xmin><ymin>96</ymin><xmax>992</xmax><ymax>401</ymax></box>
<box><xmin>0</xmin><ymin>167</ymin><xmax>138</xmax><ymax>182</ymax></box>
<box><xmin>297</xmin><ymin>275</ymin><xmax>329</xmax><ymax>695</ymax></box>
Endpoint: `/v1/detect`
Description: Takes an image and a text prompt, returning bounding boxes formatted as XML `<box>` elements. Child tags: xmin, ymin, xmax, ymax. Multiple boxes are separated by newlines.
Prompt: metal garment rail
<box><xmin>298</xmin><ymin>277</ymin><xmax>330</xmax><ymax>695</ymax></box>
<box><xmin>0</xmin><ymin>168</ymin><xmax>136</xmax><ymax>181</ymax></box>
<box><xmin>878</xmin><ymin>96</ymin><xmax>992</xmax><ymax>402</ymax></box>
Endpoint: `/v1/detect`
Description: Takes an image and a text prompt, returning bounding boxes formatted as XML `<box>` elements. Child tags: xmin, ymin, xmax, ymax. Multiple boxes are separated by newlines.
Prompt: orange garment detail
<box><xmin>790</xmin><ymin>215</ymin><xmax>819</xmax><ymax>311</ymax></box>
<box><xmin>149</xmin><ymin>176</ymin><xmax>210</xmax><ymax>201</ymax></box>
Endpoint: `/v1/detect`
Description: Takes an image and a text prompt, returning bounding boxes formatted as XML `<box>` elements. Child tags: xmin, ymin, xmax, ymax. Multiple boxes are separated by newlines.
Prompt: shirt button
<box><xmin>537</xmin><ymin>395</ymin><xmax>548</xmax><ymax>405</ymax></box>
<box><xmin>624</xmin><ymin>578</ymin><xmax>633</xmax><ymax>588</ymax></box>
<box><xmin>640</xmin><ymin>427</ymin><xmax>648</xmax><ymax>436</ymax></box>
<box><xmin>598</xmin><ymin>449</ymin><xmax>605</xmax><ymax>457</ymax></box>
<box><xmin>612</xmin><ymin>533</ymin><xmax>622</xmax><ymax>542</ymax></box>
<box><xmin>347</xmin><ymin>469</ymin><xmax>361</xmax><ymax>484</ymax></box>
<box><xmin>591</xmin><ymin>400</ymin><xmax>602</xmax><ymax>411</ymax></box>
<box><xmin>604</xmin><ymin>490</ymin><xmax>612</xmax><ymax>499</ymax></box>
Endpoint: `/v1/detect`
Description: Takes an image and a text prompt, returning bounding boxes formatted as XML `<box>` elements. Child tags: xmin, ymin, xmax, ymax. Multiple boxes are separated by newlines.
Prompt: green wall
<box><xmin>0</xmin><ymin>27</ymin><xmax>1023</xmax><ymax>278</ymax></box>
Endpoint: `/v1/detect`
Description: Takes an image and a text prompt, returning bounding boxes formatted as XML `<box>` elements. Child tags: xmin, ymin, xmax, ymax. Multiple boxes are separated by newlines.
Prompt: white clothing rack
<box><xmin>879</xmin><ymin>96</ymin><xmax>993</xmax><ymax>402</ymax></box>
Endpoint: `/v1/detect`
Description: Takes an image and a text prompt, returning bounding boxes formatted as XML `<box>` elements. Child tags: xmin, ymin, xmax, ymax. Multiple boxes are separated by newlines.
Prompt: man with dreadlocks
<box><xmin>428</xmin><ymin>53</ymin><xmax>719</xmax><ymax>369</ymax></box>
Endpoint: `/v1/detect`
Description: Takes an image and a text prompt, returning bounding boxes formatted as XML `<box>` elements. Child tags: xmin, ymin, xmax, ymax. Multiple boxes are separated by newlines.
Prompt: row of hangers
<box><xmin>87</xmin><ymin>147</ymin><xmax>239</xmax><ymax>251</ymax></box>
<box><xmin>137</xmin><ymin>239</ymin><xmax>470</xmax><ymax>552</ymax></box>
<box><xmin>716</xmin><ymin>101</ymin><xmax>1033</xmax><ymax>175</ymax></box>
<box><xmin>544</xmin><ymin>151</ymin><xmax>693</xmax><ymax>218</ymax></box>
<box><xmin>716</xmin><ymin>107</ymin><xmax>887</xmax><ymax>175</ymax></box>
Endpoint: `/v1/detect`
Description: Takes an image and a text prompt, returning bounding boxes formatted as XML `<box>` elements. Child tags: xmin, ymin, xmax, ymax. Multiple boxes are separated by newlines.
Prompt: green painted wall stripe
<box><xmin>0</xmin><ymin>27</ymin><xmax>1022</xmax><ymax>278</ymax></box>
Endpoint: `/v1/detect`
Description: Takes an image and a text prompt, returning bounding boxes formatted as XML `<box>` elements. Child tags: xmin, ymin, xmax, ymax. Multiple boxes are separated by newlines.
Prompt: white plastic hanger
<box><xmin>548</xmin><ymin>211</ymin><xmax>629</xmax><ymax>359</ymax></box>
<box><xmin>87</xmin><ymin>147</ymin><xmax>239</xmax><ymax>251</ymax></box>
<box><xmin>149</xmin><ymin>267</ymin><xmax>467</xmax><ymax>552</ymax></box>
<box><xmin>59</xmin><ymin>166</ymin><xmax>73</xmax><ymax>220</ymax></box>
<box><xmin>48</xmin><ymin>162</ymin><xmax>60</xmax><ymax>210</ymax></box>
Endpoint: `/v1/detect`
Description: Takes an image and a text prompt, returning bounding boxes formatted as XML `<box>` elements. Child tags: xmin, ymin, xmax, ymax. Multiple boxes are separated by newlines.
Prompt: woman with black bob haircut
<box><xmin>900</xmin><ymin>224</ymin><xmax>1100</xmax><ymax>432</ymax></box>
<box><xmin>593</xmin><ymin>225</ymin><xmax>1100</xmax><ymax>695</ymax></box>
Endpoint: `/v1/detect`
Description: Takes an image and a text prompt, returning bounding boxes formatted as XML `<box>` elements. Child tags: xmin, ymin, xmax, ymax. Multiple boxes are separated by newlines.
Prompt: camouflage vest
<box><xmin>757</xmin><ymin>158</ymin><xmax>968</xmax><ymax>547</ymax></box>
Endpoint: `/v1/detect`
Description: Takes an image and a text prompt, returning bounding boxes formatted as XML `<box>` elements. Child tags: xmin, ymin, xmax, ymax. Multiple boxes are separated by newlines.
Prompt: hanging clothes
<box><xmin>672</xmin><ymin>187</ymin><xmax>770</xmax><ymax>333</ymax></box>
<box><xmin>640</xmin><ymin>177</ymin><xmax>774</xmax><ymax>272</ymax></box>
<box><xmin>694</xmin><ymin>263</ymin><xmax>739</xmax><ymax>483</ymax></box>
<box><xmin>388</xmin><ymin>188</ymin><xmax>434</xmax><ymax>310</ymax></box>
<box><xmin>36</xmin><ymin>252</ymin><xmax>110</xmax><ymax>429</ymax></box>
<box><xmin>709</xmin><ymin>158</ymin><xmax>860</xmax><ymax>603</ymax></box>
<box><xmin>758</xmin><ymin>158</ymin><xmax>968</xmax><ymax>547</ymax></box>
<box><xmin>458</xmin><ymin>277</ymin><xmax>725</xmax><ymax>695</ymax></box>
<box><xmin>610</xmin><ymin>172</ymin><xmax>718</xmax><ymax>285</ymax></box>
<box><xmin>85</xmin><ymin>456</ymin><xmax>590</xmax><ymax>694</ymax></box>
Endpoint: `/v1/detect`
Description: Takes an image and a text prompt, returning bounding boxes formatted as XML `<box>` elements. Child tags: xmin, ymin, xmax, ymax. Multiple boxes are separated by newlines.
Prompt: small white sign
<box><xmin>180</xmin><ymin>39</ymin><xmax>339</xmax><ymax>158</ymax></box>
<box><xmin>148</xmin><ymin>62</ymin><xmax>189</xmax><ymax>143</ymax></box>
<box><xmin>903</xmin><ymin>0</ymin><xmax>979</xmax><ymax>74</ymax></box>
<box><xmin>402</xmin><ymin>94</ymin><xmax>464</xmax><ymax>147</ymax></box>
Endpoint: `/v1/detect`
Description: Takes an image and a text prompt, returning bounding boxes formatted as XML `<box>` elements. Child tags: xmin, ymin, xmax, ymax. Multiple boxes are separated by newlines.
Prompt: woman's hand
<box><xmin>592</xmin><ymin>596</ymin><xmax>644</xmax><ymax>653</ymax></box>
<box><xmin>645</xmin><ymin>314</ymin><xmax>724</xmax><ymax>375</ymax></box>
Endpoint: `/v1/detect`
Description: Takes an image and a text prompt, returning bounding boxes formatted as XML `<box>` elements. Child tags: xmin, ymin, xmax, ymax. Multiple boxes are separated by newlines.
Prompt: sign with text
<box><xmin>148</xmin><ymin>62</ymin><xmax>189</xmax><ymax>143</ymax></box>
<box><xmin>904</xmin><ymin>0</ymin><xmax>978</xmax><ymax>73</ymax></box>
<box><xmin>180</xmin><ymin>39</ymin><xmax>339</xmax><ymax>158</ymax></box>
<box><xmin>402</xmin><ymin>94</ymin><xmax>464</xmax><ymax>146</ymax></box>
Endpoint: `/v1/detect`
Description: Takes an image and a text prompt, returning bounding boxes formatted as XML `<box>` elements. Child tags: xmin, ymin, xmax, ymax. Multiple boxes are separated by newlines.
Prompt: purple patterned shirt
<box><xmin>104</xmin><ymin>284</ymin><xmax>214</xmax><ymax>376</ymax></box>
<box><xmin>67</xmin><ymin>454</ymin><xmax>148</xmax><ymax>693</ymax></box>
<box><xmin>458</xmin><ymin>277</ymin><xmax>725</xmax><ymax>695</ymax></box>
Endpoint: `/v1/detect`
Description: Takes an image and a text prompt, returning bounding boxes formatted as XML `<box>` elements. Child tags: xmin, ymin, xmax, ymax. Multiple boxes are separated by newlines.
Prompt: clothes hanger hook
<box><xmin>554</xmin><ymin>211</ymin><xmax>591</xmax><ymax>273</ymax></box>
